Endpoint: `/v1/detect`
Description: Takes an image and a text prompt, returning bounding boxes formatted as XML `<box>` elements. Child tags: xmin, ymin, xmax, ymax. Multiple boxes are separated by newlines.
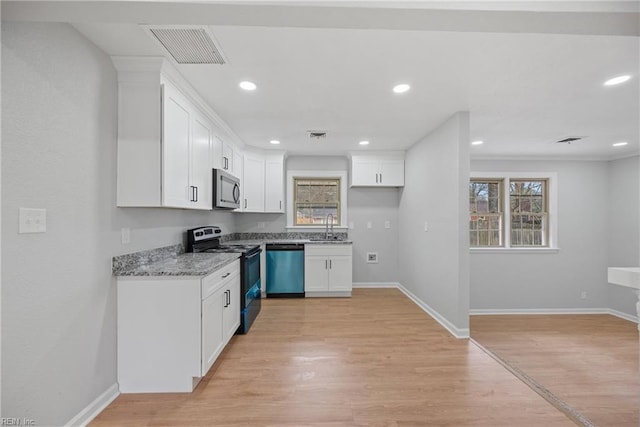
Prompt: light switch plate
<box><xmin>366</xmin><ymin>252</ymin><xmax>379</xmax><ymax>263</ymax></box>
<box><xmin>19</xmin><ymin>208</ymin><xmax>47</xmax><ymax>234</ymax></box>
<box><xmin>384</xmin><ymin>221</ymin><xmax>391</xmax><ymax>229</ymax></box>
<box><xmin>121</xmin><ymin>227</ymin><xmax>131</xmax><ymax>244</ymax></box>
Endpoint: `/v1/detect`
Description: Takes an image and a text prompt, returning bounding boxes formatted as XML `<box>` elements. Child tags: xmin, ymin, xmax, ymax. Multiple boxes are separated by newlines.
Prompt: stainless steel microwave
<box><xmin>213</xmin><ymin>168</ymin><xmax>240</xmax><ymax>209</ymax></box>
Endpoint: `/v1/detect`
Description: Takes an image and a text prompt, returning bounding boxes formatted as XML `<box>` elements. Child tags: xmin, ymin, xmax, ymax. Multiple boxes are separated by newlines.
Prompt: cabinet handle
<box><xmin>222</xmin><ymin>272</ymin><xmax>231</xmax><ymax>279</ymax></box>
<box><xmin>244</xmin><ymin>199</ymin><xmax>247</xmax><ymax>209</ymax></box>
<box><xmin>380</xmin><ymin>173</ymin><xmax>383</xmax><ymax>184</ymax></box>
<box><xmin>325</xmin><ymin>260</ymin><xmax>328</xmax><ymax>269</ymax></box>
<box><xmin>279</xmin><ymin>200</ymin><xmax>282</xmax><ymax>210</ymax></box>
<box><xmin>375</xmin><ymin>173</ymin><xmax>379</xmax><ymax>183</ymax></box>
<box><xmin>226</xmin><ymin>290</ymin><xmax>230</xmax><ymax>306</ymax></box>
<box><xmin>330</xmin><ymin>259</ymin><xmax>332</xmax><ymax>269</ymax></box>
<box><xmin>224</xmin><ymin>157</ymin><xmax>228</xmax><ymax>170</ymax></box>
<box><xmin>194</xmin><ymin>186</ymin><xmax>198</xmax><ymax>202</ymax></box>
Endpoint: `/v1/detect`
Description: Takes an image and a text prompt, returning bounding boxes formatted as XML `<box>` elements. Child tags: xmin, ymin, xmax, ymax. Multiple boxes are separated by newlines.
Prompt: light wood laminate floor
<box><xmin>92</xmin><ymin>289</ymin><xmax>574</xmax><ymax>426</ymax></box>
<box><xmin>471</xmin><ymin>314</ymin><xmax>639</xmax><ymax>427</ymax></box>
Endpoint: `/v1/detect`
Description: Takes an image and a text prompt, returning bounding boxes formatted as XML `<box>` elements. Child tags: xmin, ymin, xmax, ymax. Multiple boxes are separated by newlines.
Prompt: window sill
<box><xmin>470</xmin><ymin>247</ymin><xmax>560</xmax><ymax>254</ymax></box>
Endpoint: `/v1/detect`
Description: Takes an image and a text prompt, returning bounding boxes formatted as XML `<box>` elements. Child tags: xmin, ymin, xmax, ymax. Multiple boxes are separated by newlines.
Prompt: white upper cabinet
<box><xmin>112</xmin><ymin>57</ymin><xmax>239</xmax><ymax>209</ymax></box>
<box><xmin>161</xmin><ymin>81</ymin><xmax>212</xmax><ymax>209</ymax></box>
<box><xmin>265</xmin><ymin>154</ymin><xmax>284</xmax><ymax>213</ymax></box>
<box><xmin>350</xmin><ymin>152</ymin><xmax>405</xmax><ymax>187</ymax></box>
<box><xmin>213</xmin><ymin>134</ymin><xmax>240</xmax><ymax>177</ymax></box>
<box><xmin>242</xmin><ymin>152</ymin><xmax>265</xmax><ymax>212</ymax></box>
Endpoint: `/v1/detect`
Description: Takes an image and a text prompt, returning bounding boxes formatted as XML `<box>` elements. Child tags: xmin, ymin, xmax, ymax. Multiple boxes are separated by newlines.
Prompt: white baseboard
<box><xmin>65</xmin><ymin>383</ymin><xmax>119</xmax><ymax>427</ymax></box>
<box><xmin>470</xmin><ymin>308</ymin><xmax>639</xmax><ymax>324</ymax></box>
<box><xmin>396</xmin><ymin>284</ymin><xmax>470</xmax><ymax>339</ymax></box>
<box><xmin>352</xmin><ymin>282</ymin><xmax>399</xmax><ymax>288</ymax></box>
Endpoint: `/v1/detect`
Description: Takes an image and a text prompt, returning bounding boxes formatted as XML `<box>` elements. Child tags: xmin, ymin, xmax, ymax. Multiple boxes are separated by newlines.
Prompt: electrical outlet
<box><xmin>258</xmin><ymin>222</ymin><xmax>265</xmax><ymax>229</ymax></box>
<box><xmin>424</xmin><ymin>221</ymin><xmax>429</xmax><ymax>232</ymax></box>
<box><xmin>580</xmin><ymin>291</ymin><xmax>587</xmax><ymax>299</ymax></box>
<box><xmin>121</xmin><ymin>227</ymin><xmax>131</xmax><ymax>244</ymax></box>
<box><xmin>366</xmin><ymin>252</ymin><xmax>378</xmax><ymax>263</ymax></box>
<box><xmin>19</xmin><ymin>208</ymin><xmax>47</xmax><ymax>233</ymax></box>
<box><xmin>384</xmin><ymin>220</ymin><xmax>391</xmax><ymax>229</ymax></box>
<box><xmin>367</xmin><ymin>221</ymin><xmax>372</xmax><ymax>229</ymax></box>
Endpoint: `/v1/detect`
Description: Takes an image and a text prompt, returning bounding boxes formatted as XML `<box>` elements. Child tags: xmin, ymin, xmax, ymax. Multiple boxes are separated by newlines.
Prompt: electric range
<box><xmin>187</xmin><ymin>226</ymin><xmax>261</xmax><ymax>334</ymax></box>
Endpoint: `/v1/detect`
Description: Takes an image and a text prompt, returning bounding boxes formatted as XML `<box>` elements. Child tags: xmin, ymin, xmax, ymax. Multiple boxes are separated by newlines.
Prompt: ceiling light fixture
<box><xmin>471</xmin><ymin>140</ymin><xmax>484</xmax><ymax>146</ymax></box>
<box><xmin>612</xmin><ymin>141</ymin><xmax>628</xmax><ymax>147</ymax></box>
<box><xmin>359</xmin><ymin>140</ymin><xmax>370</xmax><ymax>146</ymax></box>
<box><xmin>393</xmin><ymin>84</ymin><xmax>410</xmax><ymax>94</ymax></box>
<box><xmin>239</xmin><ymin>81</ymin><xmax>257</xmax><ymax>91</ymax></box>
<box><xmin>604</xmin><ymin>75</ymin><xmax>631</xmax><ymax>86</ymax></box>
<box><xmin>269</xmin><ymin>140</ymin><xmax>280</xmax><ymax>145</ymax></box>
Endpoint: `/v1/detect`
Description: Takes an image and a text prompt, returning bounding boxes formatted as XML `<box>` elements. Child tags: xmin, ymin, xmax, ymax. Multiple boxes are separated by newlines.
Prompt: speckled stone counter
<box><xmin>113</xmin><ymin>244</ymin><xmax>240</xmax><ymax>277</ymax></box>
<box><xmin>227</xmin><ymin>238</ymin><xmax>352</xmax><ymax>245</ymax></box>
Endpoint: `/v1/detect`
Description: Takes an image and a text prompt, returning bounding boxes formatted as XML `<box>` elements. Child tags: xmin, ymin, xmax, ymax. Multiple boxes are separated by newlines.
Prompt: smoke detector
<box><xmin>308</xmin><ymin>131</ymin><xmax>327</xmax><ymax>141</ymax></box>
<box><xmin>555</xmin><ymin>136</ymin><xmax>586</xmax><ymax>145</ymax></box>
<box><xmin>142</xmin><ymin>25</ymin><xmax>226</xmax><ymax>65</ymax></box>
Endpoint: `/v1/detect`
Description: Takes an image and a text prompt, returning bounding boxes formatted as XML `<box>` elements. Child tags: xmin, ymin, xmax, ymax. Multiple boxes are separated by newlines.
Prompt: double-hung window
<box><xmin>470</xmin><ymin>174</ymin><xmax>555</xmax><ymax>249</ymax></box>
<box><xmin>293</xmin><ymin>178</ymin><xmax>341</xmax><ymax>226</ymax></box>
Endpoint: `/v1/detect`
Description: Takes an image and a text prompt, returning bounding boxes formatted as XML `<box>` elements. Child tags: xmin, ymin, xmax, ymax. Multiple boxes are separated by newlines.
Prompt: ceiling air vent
<box><xmin>555</xmin><ymin>136</ymin><xmax>585</xmax><ymax>145</ymax></box>
<box><xmin>308</xmin><ymin>131</ymin><xmax>327</xmax><ymax>141</ymax></box>
<box><xmin>145</xmin><ymin>26</ymin><xmax>226</xmax><ymax>65</ymax></box>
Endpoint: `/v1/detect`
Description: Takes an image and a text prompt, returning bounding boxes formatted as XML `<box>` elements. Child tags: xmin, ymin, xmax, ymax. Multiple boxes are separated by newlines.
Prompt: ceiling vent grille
<box><xmin>308</xmin><ymin>131</ymin><xmax>327</xmax><ymax>140</ymax></box>
<box><xmin>146</xmin><ymin>27</ymin><xmax>226</xmax><ymax>65</ymax></box>
<box><xmin>555</xmin><ymin>136</ymin><xmax>585</xmax><ymax>144</ymax></box>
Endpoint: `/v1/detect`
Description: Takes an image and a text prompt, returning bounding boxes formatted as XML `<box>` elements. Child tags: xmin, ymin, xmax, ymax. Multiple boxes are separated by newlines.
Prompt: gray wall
<box><xmin>234</xmin><ymin>155</ymin><xmax>400</xmax><ymax>283</ymax></box>
<box><xmin>607</xmin><ymin>155</ymin><xmax>640</xmax><ymax>316</ymax></box>
<box><xmin>397</xmin><ymin>112</ymin><xmax>470</xmax><ymax>335</ymax></box>
<box><xmin>1</xmin><ymin>22</ymin><xmax>236</xmax><ymax>425</ymax></box>
<box><xmin>469</xmin><ymin>160</ymin><xmax>612</xmax><ymax>312</ymax></box>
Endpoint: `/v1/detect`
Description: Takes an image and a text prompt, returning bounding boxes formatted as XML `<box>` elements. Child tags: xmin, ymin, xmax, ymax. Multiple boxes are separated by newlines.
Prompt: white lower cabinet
<box><xmin>117</xmin><ymin>260</ymin><xmax>240</xmax><ymax>393</ymax></box>
<box><xmin>304</xmin><ymin>244</ymin><xmax>353</xmax><ymax>297</ymax></box>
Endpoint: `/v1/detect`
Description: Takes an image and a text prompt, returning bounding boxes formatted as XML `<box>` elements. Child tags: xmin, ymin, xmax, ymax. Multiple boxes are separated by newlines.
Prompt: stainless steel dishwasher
<box><xmin>265</xmin><ymin>243</ymin><xmax>305</xmax><ymax>297</ymax></box>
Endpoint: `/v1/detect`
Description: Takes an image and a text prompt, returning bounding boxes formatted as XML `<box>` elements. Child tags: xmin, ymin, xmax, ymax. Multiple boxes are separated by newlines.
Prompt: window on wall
<box><xmin>469</xmin><ymin>180</ymin><xmax>503</xmax><ymax>247</ymax></box>
<box><xmin>509</xmin><ymin>180</ymin><xmax>548</xmax><ymax>247</ymax></box>
<box><xmin>470</xmin><ymin>175</ymin><xmax>554</xmax><ymax>249</ymax></box>
<box><xmin>293</xmin><ymin>178</ymin><xmax>341</xmax><ymax>226</ymax></box>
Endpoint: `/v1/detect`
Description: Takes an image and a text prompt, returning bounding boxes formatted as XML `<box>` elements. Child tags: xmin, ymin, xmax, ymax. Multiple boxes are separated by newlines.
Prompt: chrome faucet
<box><xmin>325</xmin><ymin>213</ymin><xmax>334</xmax><ymax>239</ymax></box>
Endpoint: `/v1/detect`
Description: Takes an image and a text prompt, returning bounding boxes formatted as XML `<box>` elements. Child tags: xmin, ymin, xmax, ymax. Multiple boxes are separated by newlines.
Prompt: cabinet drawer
<box><xmin>305</xmin><ymin>244</ymin><xmax>352</xmax><ymax>257</ymax></box>
<box><xmin>202</xmin><ymin>260</ymin><xmax>240</xmax><ymax>299</ymax></box>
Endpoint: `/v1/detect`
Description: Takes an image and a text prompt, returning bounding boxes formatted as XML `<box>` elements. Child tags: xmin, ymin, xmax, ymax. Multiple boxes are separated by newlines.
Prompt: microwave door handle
<box><xmin>233</xmin><ymin>183</ymin><xmax>240</xmax><ymax>203</ymax></box>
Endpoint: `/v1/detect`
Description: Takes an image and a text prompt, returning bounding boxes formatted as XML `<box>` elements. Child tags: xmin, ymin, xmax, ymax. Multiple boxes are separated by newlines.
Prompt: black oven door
<box><xmin>239</xmin><ymin>248</ymin><xmax>261</xmax><ymax>334</ymax></box>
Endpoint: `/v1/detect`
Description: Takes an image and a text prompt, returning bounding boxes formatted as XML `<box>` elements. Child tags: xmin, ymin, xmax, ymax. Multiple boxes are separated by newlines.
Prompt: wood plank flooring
<box><xmin>471</xmin><ymin>314</ymin><xmax>639</xmax><ymax>427</ymax></box>
<box><xmin>92</xmin><ymin>289</ymin><xmax>574</xmax><ymax>426</ymax></box>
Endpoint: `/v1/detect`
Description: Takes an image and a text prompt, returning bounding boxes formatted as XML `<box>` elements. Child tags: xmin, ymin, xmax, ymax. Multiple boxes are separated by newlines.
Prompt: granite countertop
<box><xmin>226</xmin><ymin>238</ymin><xmax>352</xmax><ymax>245</ymax></box>
<box><xmin>113</xmin><ymin>245</ymin><xmax>240</xmax><ymax>277</ymax></box>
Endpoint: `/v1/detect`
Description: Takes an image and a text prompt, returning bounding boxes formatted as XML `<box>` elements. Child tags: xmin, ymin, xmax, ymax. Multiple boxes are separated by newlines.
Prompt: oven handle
<box><xmin>244</xmin><ymin>250</ymin><xmax>261</xmax><ymax>260</ymax></box>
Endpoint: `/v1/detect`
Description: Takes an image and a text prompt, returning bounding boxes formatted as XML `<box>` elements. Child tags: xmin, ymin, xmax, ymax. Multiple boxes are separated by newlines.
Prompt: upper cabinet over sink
<box><xmin>349</xmin><ymin>151</ymin><xmax>405</xmax><ymax>187</ymax></box>
<box><xmin>112</xmin><ymin>57</ymin><xmax>243</xmax><ymax>210</ymax></box>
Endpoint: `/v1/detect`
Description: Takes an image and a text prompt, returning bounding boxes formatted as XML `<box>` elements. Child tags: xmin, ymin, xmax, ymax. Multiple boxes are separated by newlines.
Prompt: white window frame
<box><xmin>470</xmin><ymin>172</ymin><xmax>559</xmax><ymax>253</ymax></box>
<box><xmin>286</xmin><ymin>170</ymin><xmax>348</xmax><ymax>230</ymax></box>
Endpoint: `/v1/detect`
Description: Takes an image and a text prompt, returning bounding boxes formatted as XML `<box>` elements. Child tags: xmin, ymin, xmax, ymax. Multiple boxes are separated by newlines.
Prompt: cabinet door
<box><xmin>265</xmin><ymin>156</ymin><xmax>284</xmax><ymax>213</ymax></box>
<box><xmin>162</xmin><ymin>83</ymin><xmax>191</xmax><ymax>208</ymax></box>
<box><xmin>304</xmin><ymin>256</ymin><xmax>329</xmax><ymax>292</ymax></box>
<box><xmin>328</xmin><ymin>256</ymin><xmax>353</xmax><ymax>292</ymax></box>
<box><xmin>201</xmin><ymin>288</ymin><xmax>225</xmax><ymax>376</ymax></box>
<box><xmin>351</xmin><ymin>159</ymin><xmax>380</xmax><ymax>186</ymax></box>
<box><xmin>223</xmin><ymin>278</ymin><xmax>241</xmax><ymax>341</ymax></box>
<box><xmin>222</xmin><ymin>141</ymin><xmax>234</xmax><ymax>172</ymax></box>
<box><xmin>379</xmin><ymin>159</ymin><xmax>404</xmax><ymax>187</ymax></box>
<box><xmin>242</xmin><ymin>153</ymin><xmax>265</xmax><ymax>212</ymax></box>
<box><xmin>190</xmin><ymin>114</ymin><xmax>213</xmax><ymax>209</ymax></box>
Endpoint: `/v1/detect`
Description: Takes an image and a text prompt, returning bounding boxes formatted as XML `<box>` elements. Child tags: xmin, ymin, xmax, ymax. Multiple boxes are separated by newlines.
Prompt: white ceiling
<box><xmin>4</xmin><ymin>1</ymin><xmax>639</xmax><ymax>159</ymax></box>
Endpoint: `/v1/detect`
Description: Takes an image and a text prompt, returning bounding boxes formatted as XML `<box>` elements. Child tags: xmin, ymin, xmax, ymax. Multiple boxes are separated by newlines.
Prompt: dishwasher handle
<box><xmin>266</xmin><ymin>243</ymin><xmax>305</xmax><ymax>251</ymax></box>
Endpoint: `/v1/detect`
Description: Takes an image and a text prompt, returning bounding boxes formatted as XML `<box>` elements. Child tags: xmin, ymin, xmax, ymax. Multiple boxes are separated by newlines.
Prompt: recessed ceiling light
<box><xmin>393</xmin><ymin>84</ymin><xmax>410</xmax><ymax>94</ymax></box>
<box><xmin>359</xmin><ymin>140</ymin><xmax>370</xmax><ymax>146</ymax></box>
<box><xmin>269</xmin><ymin>140</ymin><xmax>280</xmax><ymax>145</ymax></box>
<box><xmin>612</xmin><ymin>141</ymin><xmax>628</xmax><ymax>147</ymax></box>
<box><xmin>471</xmin><ymin>140</ymin><xmax>484</xmax><ymax>146</ymax></box>
<box><xmin>239</xmin><ymin>81</ymin><xmax>257</xmax><ymax>91</ymax></box>
<box><xmin>604</xmin><ymin>75</ymin><xmax>631</xmax><ymax>86</ymax></box>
